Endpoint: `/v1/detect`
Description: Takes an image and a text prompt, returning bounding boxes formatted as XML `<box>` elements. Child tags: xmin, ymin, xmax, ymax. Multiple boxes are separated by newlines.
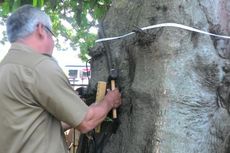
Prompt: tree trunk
<box><xmin>87</xmin><ymin>0</ymin><xmax>230</xmax><ymax>153</ymax></box>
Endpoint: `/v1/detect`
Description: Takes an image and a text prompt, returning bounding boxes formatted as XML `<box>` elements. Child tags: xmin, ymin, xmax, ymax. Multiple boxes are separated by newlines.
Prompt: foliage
<box><xmin>0</xmin><ymin>0</ymin><xmax>112</xmax><ymax>61</ymax></box>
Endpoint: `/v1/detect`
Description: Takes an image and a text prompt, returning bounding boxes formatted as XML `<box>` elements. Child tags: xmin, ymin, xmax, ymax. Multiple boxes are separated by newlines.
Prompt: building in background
<box><xmin>62</xmin><ymin>64</ymin><xmax>90</xmax><ymax>88</ymax></box>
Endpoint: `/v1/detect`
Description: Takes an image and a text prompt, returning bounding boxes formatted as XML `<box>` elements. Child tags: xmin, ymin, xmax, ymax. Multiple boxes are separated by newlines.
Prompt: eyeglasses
<box><xmin>44</xmin><ymin>25</ymin><xmax>55</xmax><ymax>37</ymax></box>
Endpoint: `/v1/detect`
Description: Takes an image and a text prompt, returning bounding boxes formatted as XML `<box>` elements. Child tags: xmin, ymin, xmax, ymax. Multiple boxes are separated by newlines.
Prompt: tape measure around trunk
<box><xmin>95</xmin><ymin>23</ymin><xmax>230</xmax><ymax>43</ymax></box>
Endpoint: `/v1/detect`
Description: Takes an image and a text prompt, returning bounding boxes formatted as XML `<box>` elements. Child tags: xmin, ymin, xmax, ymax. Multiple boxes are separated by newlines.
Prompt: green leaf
<box><xmin>0</xmin><ymin>2</ymin><xmax>10</xmax><ymax>17</ymax></box>
<box><xmin>39</xmin><ymin>0</ymin><xmax>44</xmax><ymax>7</ymax></box>
<box><xmin>94</xmin><ymin>5</ymin><xmax>106</xmax><ymax>19</ymax></box>
<box><xmin>21</xmin><ymin>0</ymin><xmax>33</xmax><ymax>5</ymax></box>
<box><xmin>12</xmin><ymin>0</ymin><xmax>21</xmax><ymax>11</ymax></box>
<box><xmin>33</xmin><ymin>0</ymin><xmax>37</xmax><ymax>6</ymax></box>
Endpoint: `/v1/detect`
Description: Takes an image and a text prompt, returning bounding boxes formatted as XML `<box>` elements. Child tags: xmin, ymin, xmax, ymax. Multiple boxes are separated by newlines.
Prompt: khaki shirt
<box><xmin>0</xmin><ymin>43</ymin><xmax>88</xmax><ymax>153</ymax></box>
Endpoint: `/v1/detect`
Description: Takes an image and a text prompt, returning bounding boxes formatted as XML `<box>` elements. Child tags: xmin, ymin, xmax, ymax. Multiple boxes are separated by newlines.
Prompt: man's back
<box><xmin>0</xmin><ymin>43</ymin><xmax>68</xmax><ymax>153</ymax></box>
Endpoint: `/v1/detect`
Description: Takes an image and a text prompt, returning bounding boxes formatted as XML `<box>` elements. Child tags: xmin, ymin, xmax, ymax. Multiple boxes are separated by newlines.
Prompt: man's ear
<box><xmin>36</xmin><ymin>24</ymin><xmax>45</xmax><ymax>39</ymax></box>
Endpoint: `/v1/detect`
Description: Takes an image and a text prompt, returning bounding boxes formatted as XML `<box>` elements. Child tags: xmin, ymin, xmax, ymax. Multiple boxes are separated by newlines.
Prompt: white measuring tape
<box><xmin>95</xmin><ymin>23</ymin><xmax>230</xmax><ymax>43</ymax></box>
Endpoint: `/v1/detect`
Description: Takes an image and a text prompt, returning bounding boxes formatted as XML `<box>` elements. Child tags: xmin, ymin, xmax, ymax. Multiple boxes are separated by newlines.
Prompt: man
<box><xmin>0</xmin><ymin>5</ymin><xmax>121</xmax><ymax>153</ymax></box>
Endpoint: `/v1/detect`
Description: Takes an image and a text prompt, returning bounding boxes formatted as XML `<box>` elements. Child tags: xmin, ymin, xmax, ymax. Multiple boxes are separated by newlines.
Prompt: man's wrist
<box><xmin>103</xmin><ymin>98</ymin><xmax>114</xmax><ymax>110</ymax></box>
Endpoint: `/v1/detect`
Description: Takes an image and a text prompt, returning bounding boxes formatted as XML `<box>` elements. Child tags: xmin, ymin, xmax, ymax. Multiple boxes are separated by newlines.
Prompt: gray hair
<box><xmin>6</xmin><ymin>5</ymin><xmax>52</xmax><ymax>43</ymax></box>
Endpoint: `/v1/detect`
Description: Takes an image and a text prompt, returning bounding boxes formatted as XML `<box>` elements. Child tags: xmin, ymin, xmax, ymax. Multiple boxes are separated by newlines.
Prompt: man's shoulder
<box><xmin>1</xmin><ymin>50</ymin><xmax>52</xmax><ymax>69</ymax></box>
<box><xmin>34</xmin><ymin>56</ymin><xmax>64</xmax><ymax>77</ymax></box>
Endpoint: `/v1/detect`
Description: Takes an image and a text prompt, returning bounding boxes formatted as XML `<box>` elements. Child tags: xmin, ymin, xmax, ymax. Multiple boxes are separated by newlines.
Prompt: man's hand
<box><xmin>104</xmin><ymin>88</ymin><xmax>121</xmax><ymax>108</ymax></box>
<box><xmin>76</xmin><ymin>88</ymin><xmax>122</xmax><ymax>133</ymax></box>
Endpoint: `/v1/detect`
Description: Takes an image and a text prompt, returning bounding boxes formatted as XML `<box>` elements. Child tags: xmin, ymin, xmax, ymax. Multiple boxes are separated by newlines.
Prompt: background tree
<box><xmin>0</xmin><ymin>0</ymin><xmax>111</xmax><ymax>61</ymax></box>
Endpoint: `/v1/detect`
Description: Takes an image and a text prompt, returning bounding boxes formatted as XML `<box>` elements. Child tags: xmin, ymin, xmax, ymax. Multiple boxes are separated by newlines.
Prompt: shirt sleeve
<box><xmin>33</xmin><ymin>58</ymin><xmax>89</xmax><ymax>127</ymax></box>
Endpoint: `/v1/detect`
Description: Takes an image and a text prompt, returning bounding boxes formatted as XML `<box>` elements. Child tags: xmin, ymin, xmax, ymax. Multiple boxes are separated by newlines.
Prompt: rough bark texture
<box><xmin>88</xmin><ymin>0</ymin><xmax>230</xmax><ymax>153</ymax></box>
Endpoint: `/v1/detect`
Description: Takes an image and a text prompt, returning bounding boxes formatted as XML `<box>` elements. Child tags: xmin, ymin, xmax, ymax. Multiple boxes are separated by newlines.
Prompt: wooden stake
<box><xmin>111</xmin><ymin>80</ymin><xmax>117</xmax><ymax>119</ymax></box>
<box><xmin>95</xmin><ymin>81</ymin><xmax>107</xmax><ymax>133</ymax></box>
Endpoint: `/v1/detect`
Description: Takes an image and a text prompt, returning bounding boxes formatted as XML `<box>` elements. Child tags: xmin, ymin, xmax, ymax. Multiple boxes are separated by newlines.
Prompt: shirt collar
<box><xmin>9</xmin><ymin>42</ymin><xmax>38</xmax><ymax>53</ymax></box>
<box><xmin>9</xmin><ymin>42</ymin><xmax>54</xmax><ymax>60</ymax></box>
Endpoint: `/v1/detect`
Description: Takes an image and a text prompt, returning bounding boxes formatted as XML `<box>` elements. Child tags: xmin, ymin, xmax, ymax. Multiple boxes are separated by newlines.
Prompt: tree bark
<box><xmin>88</xmin><ymin>0</ymin><xmax>230</xmax><ymax>152</ymax></box>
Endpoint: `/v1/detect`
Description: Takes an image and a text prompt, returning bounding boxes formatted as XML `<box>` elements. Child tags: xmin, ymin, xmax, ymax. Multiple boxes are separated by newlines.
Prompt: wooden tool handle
<box><xmin>95</xmin><ymin>81</ymin><xmax>107</xmax><ymax>133</ymax></box>
<box><xmin>111</xmin><ymin>80</ymin><xmax>117</xmax><ymax>119</ymax></box>
<box><xmin>111</xmin><ymin>80</ymin><xmax>116</xmax><ymax>90</ymax></box>
<box><xmin>96</xmin><ymin>81</ymin><xmax>107</xmax><ymax>102</ymax></box>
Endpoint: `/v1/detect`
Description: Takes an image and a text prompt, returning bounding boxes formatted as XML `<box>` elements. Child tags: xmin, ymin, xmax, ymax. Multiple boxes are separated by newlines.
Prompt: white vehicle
<box><xmin>63</xmin><ymin>65</ymin><xmax>91</xmax><ymax>88</ymax></box>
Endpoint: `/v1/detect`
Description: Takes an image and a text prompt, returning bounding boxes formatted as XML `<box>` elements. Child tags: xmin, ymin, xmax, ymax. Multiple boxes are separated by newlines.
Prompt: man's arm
<box><xmin>61</xmin><ymin>102</ymin><xmax>112</xmax><ymax>132</ymax></box>
<box><xmin>76</xmin><ymin>89</ymin><xmax>121</xmax><ymax>133</ymax></box>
